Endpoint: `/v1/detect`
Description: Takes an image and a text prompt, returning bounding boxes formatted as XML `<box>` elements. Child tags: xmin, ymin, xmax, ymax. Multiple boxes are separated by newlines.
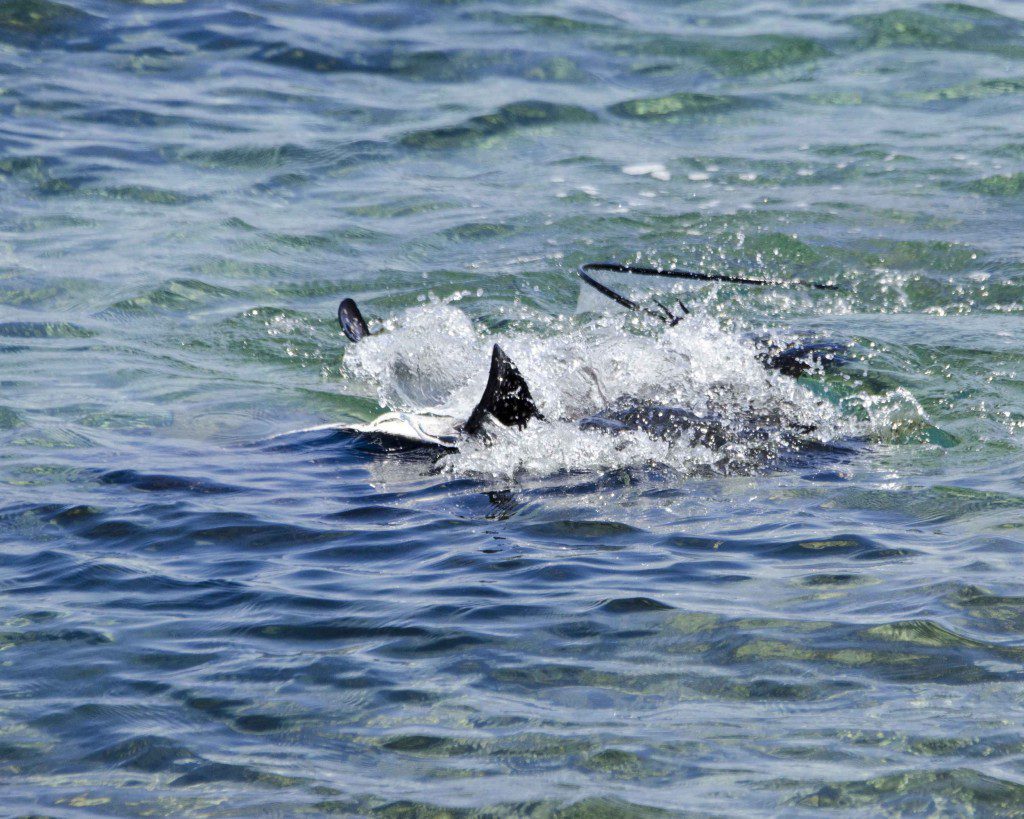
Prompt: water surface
<box><xmin>4</xmin><ymin>0</ymin><xmax>1024</xmax><ymax>814</ymax></box>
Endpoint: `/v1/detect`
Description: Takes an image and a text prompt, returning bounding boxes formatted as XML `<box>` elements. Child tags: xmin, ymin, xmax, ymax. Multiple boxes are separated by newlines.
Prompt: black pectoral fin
<box><xmin>464</xmin><ymin>344</ymin><xmax>543</xmax><ymax>436</ymax></box>
<box><xmin>338</xmin><ymin>298</ymin><xmax>371</xmax><ymax>343</ymax></box>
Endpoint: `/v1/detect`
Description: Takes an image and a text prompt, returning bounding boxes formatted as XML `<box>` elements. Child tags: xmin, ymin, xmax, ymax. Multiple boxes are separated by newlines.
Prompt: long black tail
<box><xmin>464</xmin><ymin>345</ymin><xmax>543</xmax><ymax>436</ymax></box>
<box><xmin>578</xmin><ymin>262</ymin><xmax>838</xmax><ymax>326</ymax></box>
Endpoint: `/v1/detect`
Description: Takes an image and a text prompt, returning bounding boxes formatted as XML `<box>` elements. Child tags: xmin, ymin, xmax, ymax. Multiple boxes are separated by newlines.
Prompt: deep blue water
<box><xmin>5</xmin><ymin>0</ymin><xmax>1024</xmax><ymax>814</ymax></box>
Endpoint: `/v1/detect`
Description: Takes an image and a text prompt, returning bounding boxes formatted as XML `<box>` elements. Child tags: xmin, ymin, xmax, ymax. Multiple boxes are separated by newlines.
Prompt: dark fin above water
<box><xmin>464</xmin><ymin>344</ymin><xmax>543</xmax><ymax>436</ymax></box>
<box><xmin>338</xmin><ymin>298</ymin><xmax>370</xmax><ymax>343</ymax></box>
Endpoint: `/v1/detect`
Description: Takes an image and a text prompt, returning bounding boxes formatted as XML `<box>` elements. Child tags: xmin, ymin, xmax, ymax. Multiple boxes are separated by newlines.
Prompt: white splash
<box><xmin>343</xmin><ymin>302</ymin><xmax>852</xmax><ymax>479</ymax></box>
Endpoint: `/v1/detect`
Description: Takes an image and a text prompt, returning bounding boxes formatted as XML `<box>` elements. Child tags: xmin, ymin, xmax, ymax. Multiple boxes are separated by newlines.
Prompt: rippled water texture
<box><xmin>5</xmin><ymin>0</ymin><xmax>1024</xmax><ymax>814</ymax></box>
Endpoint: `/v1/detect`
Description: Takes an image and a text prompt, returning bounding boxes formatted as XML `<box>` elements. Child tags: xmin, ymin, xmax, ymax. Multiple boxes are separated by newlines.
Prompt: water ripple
<box><xmin>4</xmin><ymin>0</ymin><xmax>1024</xmax><ymax>813</ymax></box>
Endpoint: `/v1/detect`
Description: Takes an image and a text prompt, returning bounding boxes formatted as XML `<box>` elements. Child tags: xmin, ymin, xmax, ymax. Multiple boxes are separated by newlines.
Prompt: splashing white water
<box><xmin>343</xmin><ymin>302</ymin><xmax>853</xmax><ymax>478</ymax></box>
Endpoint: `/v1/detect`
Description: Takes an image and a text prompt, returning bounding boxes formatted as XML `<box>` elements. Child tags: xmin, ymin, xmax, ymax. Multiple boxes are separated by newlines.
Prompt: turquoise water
<box><xmin>4</xmin><ymin>0</ymin><xmax>1024</xmax><ymax>814</ymax></box>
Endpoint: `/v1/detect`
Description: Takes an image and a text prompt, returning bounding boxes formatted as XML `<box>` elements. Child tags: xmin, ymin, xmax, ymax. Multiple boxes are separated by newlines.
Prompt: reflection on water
<box><xmin>3</xmin><ymin>0</ymin><xmax>1024</xmax><ymax>814</ymax></box>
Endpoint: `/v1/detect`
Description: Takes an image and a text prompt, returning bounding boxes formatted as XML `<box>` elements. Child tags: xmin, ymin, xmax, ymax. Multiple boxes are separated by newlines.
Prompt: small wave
<box><xmin>87</xmin><ymin>184</ymin><xmax>201</xmax><ymax>205</ymax></box>
<box><xmin>968</xmin><ymin>172</ymin><xmax>1024</xmax><ymax>196</ymax></box>
<box><xmin>695</xmin><ymin>35</ymin><xmax>831</xmax><ymax>76</ymax></box>
<box><xmin>104</xmin><ymin>278</ymin><xmax>239</xmax><ymax>315</ymax></box>
<box><xmin>0</xmin><ymin>321</ymin><xmax>94</xmax><ymax>338</ymax></box>
<box><xmin>84</xmin><ymin>734</ymin><xmax>199</xmax><ymax>774</ymax></box>
<box><xmin>608</xmin><ymin>91</ymin><xmax>747</xmax><ymax>120</ymax></box>
<box><xmin>909</xmin><ymin>77</ymin><xmax>1024</xmax><ymax>105</ymax></box>
<box><xmin>846</xmin><ymin>5</ymin><xmax>1024</xmax><ymax>52</ymax></box>
<box><xmin>0</xmin><ymin>0</ymin><xmax>95</xmax><ymax>41</ymax></box>
<box><xmin>96</xmin><ymin>468</ymin><xmax>240</xmax><ymax>495</ymax></box>
<box><xmin>401</xmin><ymin>100</ymin><xmax>597</xmax><ymax>149</ymax></box>
<box><xmin>796</xmin><ymin>767</ymin><xmax>1024</xmax><ymax>811</ymax></box>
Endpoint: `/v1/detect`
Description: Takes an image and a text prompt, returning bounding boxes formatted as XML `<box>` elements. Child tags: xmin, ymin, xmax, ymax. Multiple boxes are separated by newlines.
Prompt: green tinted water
<box><xmin>3</xmin><ymin>0</ymin><xmax>1024</xmax><ymax>815</ymax></box>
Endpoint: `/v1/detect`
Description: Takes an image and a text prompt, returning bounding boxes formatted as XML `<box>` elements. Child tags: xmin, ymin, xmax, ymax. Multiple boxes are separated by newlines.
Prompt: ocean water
<box><xmin>4</xmin><ymin>0</ymin><xmax>1024</xmax><ymax>814</ymax></box>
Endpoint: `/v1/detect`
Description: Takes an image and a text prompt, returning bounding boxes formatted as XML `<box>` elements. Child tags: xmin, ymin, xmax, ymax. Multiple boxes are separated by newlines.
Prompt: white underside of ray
<box><xmin>273</xmin><ymin>413</ymin><xmax>462</xmax><ymax>449</ymax></box>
